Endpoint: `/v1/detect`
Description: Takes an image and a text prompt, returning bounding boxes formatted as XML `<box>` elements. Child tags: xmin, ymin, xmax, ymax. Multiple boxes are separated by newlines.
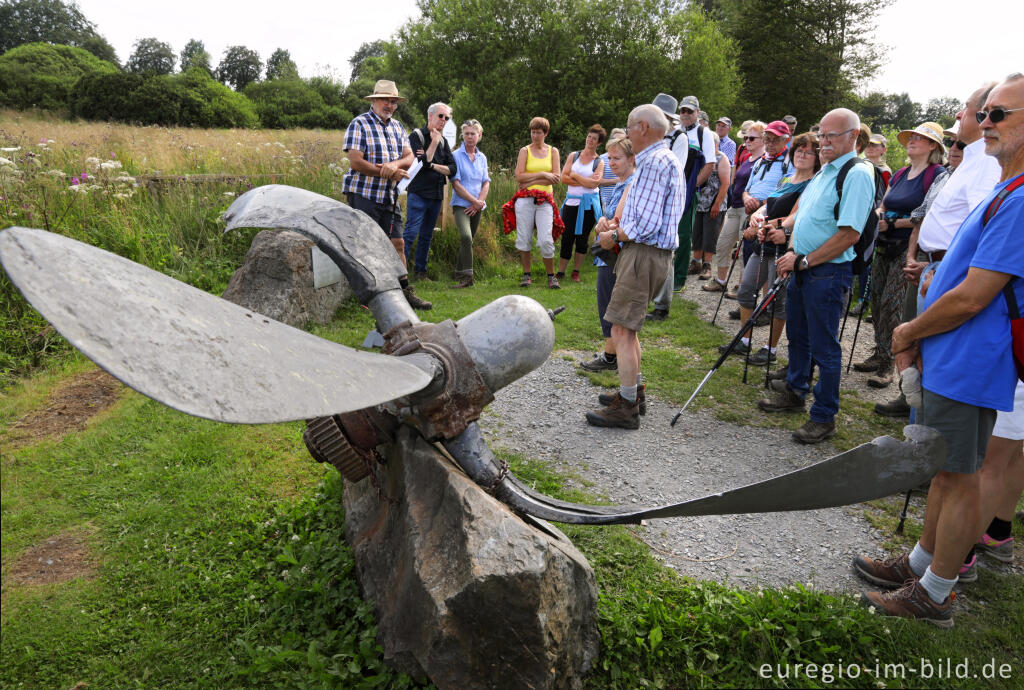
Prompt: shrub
<box><xmin>0</xmin><ymin>42</ymin><xmax>118</xmax><ymax>111</ymax></box>
<box><xmin>244</xmin><ymin>79</ymin><xmax>351</xmax><ymax>129</ymax></box>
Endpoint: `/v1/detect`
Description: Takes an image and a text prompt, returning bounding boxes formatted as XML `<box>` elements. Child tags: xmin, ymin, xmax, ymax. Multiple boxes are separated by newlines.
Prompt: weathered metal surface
<box><xmin>446</xmin><ymin>425</ymin><xmax>945</xmax><ymax>525</ymax></box>
<box><xmin>383</xmin><ymin>320</ymin><xmax>495</xmax><ymax>440</ymax></box>
<box><xmin>0</xmin><ymin>227</ymin><xmax>431</xmax><ymax>424</ymax></box>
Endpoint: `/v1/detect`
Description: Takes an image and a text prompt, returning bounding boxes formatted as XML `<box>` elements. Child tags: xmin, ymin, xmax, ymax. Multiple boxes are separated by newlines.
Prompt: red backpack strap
<box><xmin>983</xmin><ymin>173</ymin><xmax>1024</xmax><ymax>225</ymax></box>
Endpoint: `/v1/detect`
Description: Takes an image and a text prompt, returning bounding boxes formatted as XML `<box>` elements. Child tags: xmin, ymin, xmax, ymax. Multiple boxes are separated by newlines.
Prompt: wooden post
<box><xmin>442</xmin><ymin>185</ymin><xmax>454</xmax><ymax>229</ymax></box>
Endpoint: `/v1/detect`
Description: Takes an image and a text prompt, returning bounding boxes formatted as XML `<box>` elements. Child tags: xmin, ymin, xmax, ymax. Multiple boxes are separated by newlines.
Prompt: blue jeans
<box><xmin>403</xmin><ymin>192</ymin><xmax>442</xmax><ymax>273</ymax></box>
<box><xmin>785</xmin><ymin>261</ymin><xmax>853</xmax><ymax>424</ymax></box>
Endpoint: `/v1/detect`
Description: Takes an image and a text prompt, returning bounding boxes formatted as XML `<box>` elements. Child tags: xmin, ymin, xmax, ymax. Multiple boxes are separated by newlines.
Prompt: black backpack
<box><xmin>834</xmin><ymin>157</ymin><xmax>886</xmax><ymax>275</ymax></box>
<box><xmin>569</xmin><ymin>150</ymin><xmax>600</xmax><ymax>172</ymax></box>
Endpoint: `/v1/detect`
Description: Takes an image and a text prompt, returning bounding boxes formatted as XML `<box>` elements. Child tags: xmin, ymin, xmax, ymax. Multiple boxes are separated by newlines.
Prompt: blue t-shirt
<box><xmin>921</xmin><ymin>173</ymin><xmax>1024</xmax><ymax>411</ymax></box>
<box><xmin>450</xmin><ymin>145</ymin><xmax>490</xmax><ymax>208</ymax></box>
<box><xmin>792</xmin><ymin>151</ymin><xmax>876</xmax><ymax>263</ymax></box>
<box><xmin>744</xmin><ymin>152</ymin><xmax>792</xmax><ymax>200</ymax></box>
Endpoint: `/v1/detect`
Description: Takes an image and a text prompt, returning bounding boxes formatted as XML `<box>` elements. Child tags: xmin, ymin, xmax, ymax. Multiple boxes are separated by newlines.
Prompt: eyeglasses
<box><xmin>793</xmin><ymin>147</ymin><xmax>817</xmax><ymax>156</ymax></box>
<box><xmin>818</xmin><ymin>129</ymin><xmax>854</xmax><ymax>141</ymax></box>
<box><xmin>975</xmin><ymin>106</ymin><xmax>1024</xmax><ymax>124</ymax></box>
<box><xmin>436</xmin><ymin>113</ymin><xmax>450</xmax><ymax>121</ymax></box>
<box><xmin>743</xmin><ymin>135</ymin><xmax>760</xmax><ymax>141</ymax></box>
<box><xmin>679</xmin><ymin>108</ymin><xmax>695</xmax><ymax>114</ymax></box>
<box><xmin>946</xmin><ymin>139</ymin><xmax>966</xmax><ymax>150</ymax></box>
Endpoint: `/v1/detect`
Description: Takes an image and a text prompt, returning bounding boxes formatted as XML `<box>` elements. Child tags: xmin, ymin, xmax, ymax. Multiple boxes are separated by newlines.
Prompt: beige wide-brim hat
<box><xmin>897</xmin><ymin>121</ymin><xmax>946</xmax><ymax>153</ymax></box>
<box><xmin>364</xmin><ymin>80</ymin><xmax>406</xmax><ymax>101</ymax></box>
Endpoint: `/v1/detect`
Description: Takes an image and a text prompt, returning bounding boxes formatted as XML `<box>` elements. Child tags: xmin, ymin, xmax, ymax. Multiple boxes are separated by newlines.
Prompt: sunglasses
<box><xmin>679</xmin><ymin>108</ymin><xmax>695</xmax><ymax>114</ymax></box>
<box><xmin>743</xmin><ymin>135</ymin><xmax>760</xmax><ymax>141</ymax></box>
<box><xmin>975</xmin><ymin>106</ymin><xmax>1024</xmax><ymax>124</ymax></box>
<box><xmin>436</xmin><ymin>113</ymin><xmax>450</xmax><ymax>121</ymax></box>
<box><xmin>944</xmin><ymin>139</ymin><xmax>966</xmax><ymax>150</ymax></box>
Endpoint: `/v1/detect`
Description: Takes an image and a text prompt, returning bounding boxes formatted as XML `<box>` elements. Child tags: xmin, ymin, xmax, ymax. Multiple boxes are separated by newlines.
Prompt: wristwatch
<box><xmin>610</xmin><ymin>229</ymin><xmax>619</xmax><ymax>243</ymax></box>
<box><xmin>794</xmin><ymin>253</ymin><xmax>809</xmax><ymax>271</ymax></box>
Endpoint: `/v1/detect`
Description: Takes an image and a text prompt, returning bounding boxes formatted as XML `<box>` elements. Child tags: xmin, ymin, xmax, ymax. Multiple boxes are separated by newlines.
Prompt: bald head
<box><xmin>627</xmin><ymin>104</ymin><xmax>670</xmax><ymax>152</ymax></box>
<box><xmin>818</xmin><ymin>108</ymin><xmax>861</xmax><ymax>162</ymax></box>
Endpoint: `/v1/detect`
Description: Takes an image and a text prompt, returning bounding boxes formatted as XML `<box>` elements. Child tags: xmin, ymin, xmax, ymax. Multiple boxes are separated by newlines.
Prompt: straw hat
<box><xmin>897</xmin><ymin>122</ymin><xmax>945</xmax><ymax>152</ymax></box>
<box><xmin>364</xmin><ymin>80</ymin><xmax>406</xmax><ymax>101</ymax></box>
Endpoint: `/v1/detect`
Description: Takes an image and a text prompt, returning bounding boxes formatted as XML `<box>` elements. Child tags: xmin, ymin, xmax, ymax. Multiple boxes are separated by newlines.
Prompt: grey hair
<box><xmin>628</xmin><ymin>104</ymin><xmax>669</xmax><ymax>134</ymax></box>
<box><xmin>427</xmin><ymin>102</ymin><xmax>451</xmax><ymax>117</ymax></box>
<box><xmin>973</xmin><ymin>81</ymin><xmax>999</xmax><ymax>108</ymax></box>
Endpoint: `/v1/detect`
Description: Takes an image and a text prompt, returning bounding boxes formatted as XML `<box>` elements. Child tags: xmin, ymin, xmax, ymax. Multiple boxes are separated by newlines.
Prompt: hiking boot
<box><xmin>580</xmin><ymin>354</ymin><xmax>617</xmax><ymax>372</ymax></box>
<box><xmin>748</xmin><ymin>347</ymin><xmax>777</xmax><ymax>366</ymax></box>
<box><xmin>853</xmin><ymin>552</ymin><xmax>915</xmax><ymax>589</ymax></box>
<box><xmin>571</xmin><ymin>269</ymin><xmax>581</xmax><ymax>283</ymax></box>
<box><xmin>958</xmin><ymin>554</ymin><xmax>978</xmax><ymax>583</ymax></box>
<box><xmin>754</xmin><ymin>311</ymin><xmax>771</xmax><ymax>327</ymax></box>
<box><xmin>853</xmin><ymin>351</ymin><xmax>885</xmax><ymax>373</ymax></box>
<box><xmin>586</xmin><ymin>393</ymin><xmax>641</xmax><ymax>429</ymax></box>
<box><xmin>702</xmin><ymin>279</ymin><xmax>726</xmax><ymax>292</ymax></box>
<box><xmin>520</xmin><ymin>273</ymin><xmax>532</xmax><ymax>287</ymax></box>
<box><xmin>860</xmin><ymin>579</ymin><xmax>953</xmax><ymax>628</ymax></box>
<box><xmin>868</xmin><ymin>370</ymin><xmax>894</xmax><ymax>388</ymax></box>
<box><xmin>548</xmin><ymin>274</ymin><xmax>561</xmax><ymax>289</ymax></box>
<box><xmin>555</xmin><ymin>271</ymin><xmax>566</xmax><ymax>280</ymax></box>
<box><xmin>598</xmin><ymin>384</ymin><xmax>646</xmax><ymax>415</ymax></box>
<box><xmin>646</xmin><ymin>309</ymin><xmax>669</xmax><ymax>321</ymax></box>
<box><xmin>453</xmin><ymin>276</ymin><xmax>474</xmax><ymax>288</ymax></box>
<box><xmin>412</xmin><ymin>270</ymin><xmax>431</xmax><ymax>282</ymax></box>
<box><xmin>792</xmin><ymin>419</ymin><xmax>836</xmax><ymax>444</ymax></box>
<box><xmin>976</xmin><ymin>534</ymin><xmax>1014</xmax><ymax>563</ymax></box>
<box><xmin>403</xmin><ymin>285</ymin><xmax>433</xmax><ymax>310</ymax></box>
<box><xmin>769</xmin><ymin>366</ymin><xmax>788</xmax><ymax>381</ymax></box>
<box><xmin>688</xmin><ymin>258</ymin><xmax>701</xmax><ymax>275</ymax></box>
<box><xmin>699</xmin><ymin>262</ymin><xmax>712</xmax><ymax>280</ymax></box>
<box><xmin>848</xmin><ymin>301</ymin><xmax>866</xmax><ymax>316</ymax></box>
<box><xmin>727</xmin><ymin>308</ymin><xmax>740</xmax><ymax>320</ymax></box>
<box><xmin>674</xmin><ymin>281</ymin><xmax>686</xmax><ymax>293</ymax></box>
<box><xmin>724</xmin><ymin>286</ymin><xmax>739</xmax><ymax>300</ymax></box>
<box><xmin>719</xmin><ymin>340</ymin><xmax>751</xmax><ymax>357</ymax></box>
<box><xmin>874</xmin><ymin>396</ymin><xmax>910</xmax><ymax>418</ymax></box>
<box><xmin>757</xmin><ymin>384</ymin><xmax>804</xmax><ymax>412</ymax></box>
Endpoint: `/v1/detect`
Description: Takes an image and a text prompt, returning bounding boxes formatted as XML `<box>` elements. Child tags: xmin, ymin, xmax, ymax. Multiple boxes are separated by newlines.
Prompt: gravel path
<box><xmin>478</xmin><ymin>279</ymin><xmax>955</xmax><ymax>594</ymax></box>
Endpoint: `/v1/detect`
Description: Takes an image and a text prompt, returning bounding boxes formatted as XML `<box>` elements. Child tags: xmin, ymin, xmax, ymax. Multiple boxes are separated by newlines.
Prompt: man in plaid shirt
<box><xmin>589</xmin><ymin>104</ymin><xmax>683</xmax><ymax>429</ymax></box>
<box><xmin>342</xmin><ymin>79</ymin><xmax>431</xmax><ymax>310</ymax></box>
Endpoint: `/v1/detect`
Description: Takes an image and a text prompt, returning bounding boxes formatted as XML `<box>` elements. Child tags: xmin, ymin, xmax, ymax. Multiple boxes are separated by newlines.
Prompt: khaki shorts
<box><xmin>920</xmin><ymin>388</ymin><xmax>996</xmax><ymax>474</ymax></box>
<box><xmin>604</xmin><ymin>243</ymin><xmax>672</xmax><ymax>332</ymax></box>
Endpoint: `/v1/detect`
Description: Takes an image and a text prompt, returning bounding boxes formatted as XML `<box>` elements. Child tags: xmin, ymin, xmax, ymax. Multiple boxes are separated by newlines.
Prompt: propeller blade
<box><xmin>0</xmin><ymin>227</ymin><xmax>432</xmax><ymax>424</ymax></box>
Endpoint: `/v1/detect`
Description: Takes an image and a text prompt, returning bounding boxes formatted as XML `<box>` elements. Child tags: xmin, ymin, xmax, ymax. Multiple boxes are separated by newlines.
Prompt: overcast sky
<box><xmin>75</xmin><ymin>0</ymin><xmax>1022</xmax><ymax>105</ymax></box>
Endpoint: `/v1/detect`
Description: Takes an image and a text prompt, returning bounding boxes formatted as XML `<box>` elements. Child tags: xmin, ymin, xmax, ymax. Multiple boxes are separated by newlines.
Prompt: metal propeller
<box><xmin>1</xmin><ymin>184</ymin><xmax>945</xmax><ymax>526</ymax></box>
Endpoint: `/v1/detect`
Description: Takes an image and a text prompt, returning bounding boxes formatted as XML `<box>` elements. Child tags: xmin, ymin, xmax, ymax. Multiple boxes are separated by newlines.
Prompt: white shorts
<box><xmin>992</xmin><ymin>380</ymin><xmax>1024</xmax><ymax>440</ymax></box>
<box><xmin>514</xmin><ymin>197</ymin><xmax>555</xmax><ymax>259</ymax></box>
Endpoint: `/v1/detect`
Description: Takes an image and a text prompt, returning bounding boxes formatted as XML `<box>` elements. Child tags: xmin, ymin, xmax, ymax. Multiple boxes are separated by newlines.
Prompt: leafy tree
<box><xmin>349</xmin><ymin>39</ymin><xmax>388</xmax><ymax>80</ymax></box>
<box><xmin>125</xmin><ymin>37</ymin><xmax>175</xmax><ymax>75</ymax></box>
<box><xmin>0</xmin><ymin>41</ymin><xmax>117</xmax><ymax>111</ymax></box>
<box><xmin>921</xmin><ymin>96</ymin><xmax>960</xmax><ymax>129</ymax></box>
<box><xmin>0</xmin><ymin>0</ymin><xmax>94</xmax><ymax>52</ymax></box>
<box><xmin>180</xmin><ymin>38</ymin><xmax>211</xmax><ymax>74</ymax></box>
<box><xmin>307</xmin><ymin>74</ymin><xmax>345</xmax><ymax>107</ymax></box>
<box><xmin>77</xmin><ymin>33</ymin><xmax>118</xmax><ymax>64</ymax></box>
<box><xmin>216</xmin><ymin>45</ymin><xmax>261</xmax><ymax>90</ymax></box>
<box><xmin>343</xmin><ymin>55</ymin><xmax>418</xmax><ymax>130</ymax></box>
<box><xmin>718</xmin><ymin>0</ymin><xmax>892</xmax><ymax>128</ymax></box>
<box><xmin>391</xmin><ymin>0</ymin><xmax>739</xmax><ymax>164</ymax></box>
<box><xmin>245</xmin><ymin>78</ymin><xmax>351</xmax><ymax>128</ymax></box>
<box><xmin>266</xmin><ymin>48</ymin><xmax>299</xmax><ymax>81</ymax></box>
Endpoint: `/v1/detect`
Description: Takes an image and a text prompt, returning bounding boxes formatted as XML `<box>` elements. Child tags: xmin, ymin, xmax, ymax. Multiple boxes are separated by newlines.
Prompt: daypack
<box><xmin>888</xmin><ymin>163</ymin><xmax>943</xmax><ymax>197</ymax></box>
<box><xmin>569</xmin><ymin>150</ymin><xmax>600</xmax><ymax>172</ymax></box>
<box><xmin>981</xmin><ymin>173</ymin><xmax>1024</xmax><ymax>381</ymax></box>
<box><xmin>834</xmin><ymin>157</ymin><xmax>886</xmax><ymax>275</ymax></box>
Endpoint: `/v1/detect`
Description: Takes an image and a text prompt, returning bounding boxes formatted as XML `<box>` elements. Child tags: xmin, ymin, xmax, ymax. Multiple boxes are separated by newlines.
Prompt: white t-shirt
<box><xmin>917</xmin><ymin>138</ymin><xmax>1002</xmax><ymax>252</ymax></box>
<box><xmin>685</xmin><ymin>124</ymin><xmax>717</xmax><ymax>170</ymax></box>
<box><xmin>667</xmin><ymin>127</ymin><xmax>689</xmax><ymax>171</ymax></box>
<box><xmin>565</xmin><ymin>153</ymin><xmax>598</xmax><ymax>205</ymax></box>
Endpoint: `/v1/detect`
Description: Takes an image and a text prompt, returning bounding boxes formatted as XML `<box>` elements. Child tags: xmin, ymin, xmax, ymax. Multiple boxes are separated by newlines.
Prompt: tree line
<box><xmin>0</xmin><ymin>0</ymin><xmax>960</xmax><ymax>165</ymax></box>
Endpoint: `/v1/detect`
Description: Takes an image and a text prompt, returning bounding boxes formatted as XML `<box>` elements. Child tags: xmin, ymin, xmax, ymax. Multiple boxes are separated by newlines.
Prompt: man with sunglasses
<box><xmin>343</xmin><ymin>79</ymin><xmax>432</xmax><ymax>310</ymax></box>
<box><xmin>403</xmin><ymin>102</ymin><xmax>458</xmax><ymax>281</ymax></box>
<box><xmin>758</xmin><ymin>108</ymin><xmax>874</xmax><ymax>444</ymax></box>
<box><xmin>854</xmin><ymin>73</ymin><xmax>1024</xmax><ymax>627</ymax></box>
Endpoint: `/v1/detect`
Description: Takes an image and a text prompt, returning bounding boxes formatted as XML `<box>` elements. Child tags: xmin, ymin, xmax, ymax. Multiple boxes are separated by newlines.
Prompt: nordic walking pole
<box><xmin>764</xmin><ymin>257</ymin><xmax>782</xmax><ymax>389</ymax></box>
<box><xmin>672</xmin><ymin>274</ymin><xmax>792</xmax><ymax>426</ymax></box>
<box><xmin>846</xmin><ymin>271</ymin><xmax>872</xmax><ymax>374</ymax></box>
<box><xmin>838</xmin><ymin>283</ymin><xmax>855</xmax><ymax>341</ymax></box>
<box><xmin>712</xmin><ymin>236</ymin><xmax>742</xmax><ymax>325</ymax></box>
<box><xmin>742</xmin><ymin>235</ymin><xmax>767</xmax><ymax>384</ymax></box>
<box><xmin>895</xmin><ymin>489</ymin><xmax>913</xmax><ymax>534</ymax></box>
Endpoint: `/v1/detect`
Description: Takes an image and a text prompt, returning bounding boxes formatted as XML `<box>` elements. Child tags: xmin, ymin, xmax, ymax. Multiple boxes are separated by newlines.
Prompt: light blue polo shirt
<box><xmin>792</xmin><ymin>151</ymin><xmax>876</xmax><ymax>263</ymax></box>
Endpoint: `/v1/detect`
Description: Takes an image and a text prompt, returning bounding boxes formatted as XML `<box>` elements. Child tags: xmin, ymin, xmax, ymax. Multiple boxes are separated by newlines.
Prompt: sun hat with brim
<box><xmin>364</xmin><ymin>80</ymin><xmax>406</xmax><ymax>101</ymax></box>
<box><xmin>897</xmin><ymin>122</ymin><xmax>945</xmax><ymax>153</ymax></box>
<box><xmin>868</xmin><ymin>133</ymin><xmax>887</xmax><ymax>146</ymax></box>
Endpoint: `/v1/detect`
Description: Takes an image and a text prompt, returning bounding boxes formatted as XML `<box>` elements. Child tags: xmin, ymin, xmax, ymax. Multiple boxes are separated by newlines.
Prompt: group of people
<box><xmin>341</xmin><ymin>77</ymin><xmax>1024</xmax><ymax>628</ymax></box>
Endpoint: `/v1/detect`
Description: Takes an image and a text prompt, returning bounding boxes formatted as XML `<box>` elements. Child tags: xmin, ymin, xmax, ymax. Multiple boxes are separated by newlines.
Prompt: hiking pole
<box><xmin>711</xmin><ymin>236</ymin><xmax>743</xmax><ymax>325</ymax></box>
<box><xmin>672</xmin><ymin>274</ymin><xmax>792</xmax><ymax>426</ymax></box>
<box><xmin>838</xmin><ymin>284</ymin><xmax>855</xmax><ymax>341</ymax></box>
<box><xmin>846</xmin><ymin>271</ymin><xmax>872</xmax><ymax>374</ymax></box>
<box><xmin>763</xmin><ymin>251</ymin><xmax>783</xmax><ymax>389</ymax></box>
<box><xmin>742</xmin><ymin>236</ymin><xmax>767</xmax><ymax>384</ymax></box>
<box><xmin>895</xmin><ymin>489</ymin><xmax>913</xmax><ymax>534</ymax></box>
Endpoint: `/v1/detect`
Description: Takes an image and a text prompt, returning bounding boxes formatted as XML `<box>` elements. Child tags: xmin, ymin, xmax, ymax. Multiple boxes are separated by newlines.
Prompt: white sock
<box><xmin>908</xmin><ymin>542</ymin><xmax>933</xmax><ymax>578</ymax></box>
<box><xmin>741</xmin><ymin>337</ymin><xmax>750</xmax><ymax>346</ymax></box>
<box><xmin>920</xmin><ymin>566</ymin><xmax>956</xmax><ymax>604</ymax></box>
<box><xmin>716</xmin><ymin>277</ymin><xmax>726</xmax><ymax>285</ymax></box>
<box><xmin>769</xmin><ymin>346</ymin><xmax>777</xmax><ymax>354</ymax></box>
<box><xmin>620</xmin><ymin>384</ymin><xmax>637</xmax><ymax>403</ymax></box>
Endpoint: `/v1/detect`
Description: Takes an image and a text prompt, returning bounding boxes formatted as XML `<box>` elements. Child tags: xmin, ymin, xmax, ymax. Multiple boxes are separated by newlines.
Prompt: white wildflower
<box><xmin>99</xmin><ymin>160</ymin><xmax>122</xmax><ymax>171</ymax></box>
<box><xmin>290</xmin><ymin>534</ymin><xmax>300</xmax><ymax>542</ymax></box>
<box><xmin>85</xmin><ymin>156</ymin><xmax>101</xmax><ymax>168</ymax></box>
<box><xmin>0</xmin><ymin>146</ymin><xmax>20</xmax><ymax>152</ymax></box>
<box><xmin>280</xmin><ymin>569</ymin><xmax>290</xmax><ymax>579</ymax></box>
<box><xmin>222</xmin><ymin>191</ymin><xmax>235</xmax><ymax>198</ymax></box>
<box><xmin>0</xmin><ymin>157</ymin><xmax>14</xmax><ymax>167</ymax></box>
<box><xmin>300</xmin><ymin>565</ymin><xmax>310</xmax><ymax>574</ymax></box>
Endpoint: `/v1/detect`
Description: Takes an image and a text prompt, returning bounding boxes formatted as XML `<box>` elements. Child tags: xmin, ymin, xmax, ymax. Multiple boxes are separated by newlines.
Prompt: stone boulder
<box><xmin>221</xmin><ymin>229</ymin><xmax>351</xmax><ymax>328</ymax></box>
<box><xmin>343</xmin><ymin>428</ymin><xmax>599</xmax><ymax>689</ymax></box>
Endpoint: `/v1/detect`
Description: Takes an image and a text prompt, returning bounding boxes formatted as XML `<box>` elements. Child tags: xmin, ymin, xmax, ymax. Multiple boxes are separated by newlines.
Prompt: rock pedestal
<box><xmin>221</xmin><ymin>229</ymin><xmax>351</xmax><ymax>327</ymax></box>
<box><xmin>343</xmin><ymin>428</ymin><xmax>599</xmax><ymax>689</ymax></box>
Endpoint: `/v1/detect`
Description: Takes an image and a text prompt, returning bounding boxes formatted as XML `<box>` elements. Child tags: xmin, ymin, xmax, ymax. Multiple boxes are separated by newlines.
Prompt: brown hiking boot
<box><xmin>853</xmin><ymin>552</ymin><xmax>915</xmax><ymax>589</ymax></box>
<box><xmin>861</xmin><ymin>579</ymin><xmax>954</xmax><ymax>628</ymax></box>
<box><xmin>699</xmin><ymin>263</ymin><xmax>712</xmax><ymax>280</ymax></box>
<box><xmin>792</xmin><ymin>419</ymin><xmax>836</xmax><ymax>444</ymax></box>
<box><xmin>403</xmin><ymin>285</ymin><xmax>433</xmax><ymax>310</ymax></box>
<box><xmin>702</xmin><ymin>279</ymin><xmax>725</xmax><ymax>292</ymax></box>
<box><xmin>874</xmin><ymin>395</ymin><xmax>910</xmax><ymax>418</ymax></box>
<box><xmin>867</xmin><ymin>369</ymin><xmax>894</xmax><ymax>388</ymax></box>
<box><xmin>757</xmin><ymin>384</ymin><xmax>804</xmax><ymax>412</ymax></box>
<box><xmin>586</xmin><ymin>393</ymin><xmax>640</xmax><ymax>429</ymax></box>
<box><xmin>853</xmin><ymin>350</ymin><xmax>885</xmax><ymax>373</ymax></box>
<box><xmin>598</xmin><ymin>384</ymin><xmax>646</xmax><ymax>415</ymax></box>
<box><xmin>688</xmin><ymin>258</ymin><xmax>701</xmax><ymax>275</ymax></box>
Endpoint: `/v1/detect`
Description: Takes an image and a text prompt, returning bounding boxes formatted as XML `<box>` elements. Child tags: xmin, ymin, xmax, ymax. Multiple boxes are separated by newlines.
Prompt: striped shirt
<box><xmin>342</xmin><ymin>109</ymin><xmax>408</xmax><ymax>205</ymax></box>
<box><xmin>619</xmin><ymin>140</ymin><xmax>683</xmax><ymax>250</ymax></box>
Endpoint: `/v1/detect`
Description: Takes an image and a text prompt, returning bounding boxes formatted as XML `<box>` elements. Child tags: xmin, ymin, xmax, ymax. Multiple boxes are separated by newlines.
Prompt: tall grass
<box><xmin>0</xmin><ymin>111</ymin><xmax>527</xmax><ymax>387</ymax></box>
